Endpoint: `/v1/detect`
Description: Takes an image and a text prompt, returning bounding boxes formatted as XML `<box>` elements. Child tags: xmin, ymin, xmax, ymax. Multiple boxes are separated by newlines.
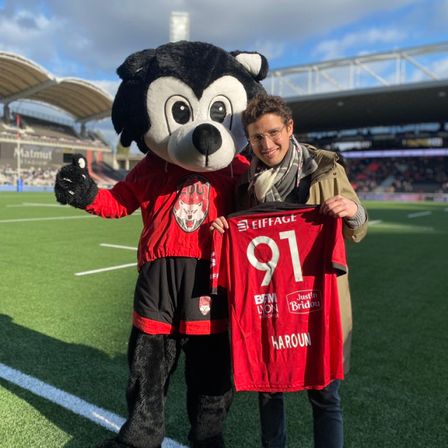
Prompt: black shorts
<box><xmin>133</xmin><ymin>257</ymin><xmax>228</xmax><ymax>335</ymax></box>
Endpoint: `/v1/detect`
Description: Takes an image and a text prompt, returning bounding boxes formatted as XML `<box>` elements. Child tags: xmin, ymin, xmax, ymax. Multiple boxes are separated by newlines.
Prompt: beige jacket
<box><xmin>236</xmin><ymin>145</ymin><xmax>368</xmax><ymax>373</ymax></box>
<box><xmin>304</xmin><ymin>147</ymin><xmax>367</xmax><ymax>373</ymax></box>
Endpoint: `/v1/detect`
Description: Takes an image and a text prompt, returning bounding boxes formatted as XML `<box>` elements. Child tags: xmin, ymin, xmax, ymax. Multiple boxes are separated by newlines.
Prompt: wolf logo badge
<box><xmin>199</xmin><ymin>296</ymin><xmax>212</xmax><ymax>316</ymax></box>
<box><xmin>173</xmin><ymin>175</ymin><xmax>210</xmax><ymax>232</ymax></box>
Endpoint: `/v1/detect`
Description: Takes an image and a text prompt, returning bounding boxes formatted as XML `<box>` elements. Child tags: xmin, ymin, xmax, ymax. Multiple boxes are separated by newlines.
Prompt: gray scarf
<box><xmin>249</xmin><ymin>136</ymin><xmax>305</xmax><ymax>203</ymax></box>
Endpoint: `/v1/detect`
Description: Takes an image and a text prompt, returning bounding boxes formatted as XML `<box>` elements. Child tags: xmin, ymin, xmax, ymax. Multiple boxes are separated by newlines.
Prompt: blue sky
<box><xmin>1</xmin><ymin>0</ymin><xmax>447</xmax><ymax>144</ymax></box>
<box><xmin>1</xmin><ymin>1</ymin><xmax>447</xmax><ymax>82</ymax></box>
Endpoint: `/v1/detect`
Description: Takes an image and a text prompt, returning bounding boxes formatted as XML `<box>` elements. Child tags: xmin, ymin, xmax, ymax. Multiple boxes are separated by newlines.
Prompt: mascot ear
<box><xmin>116</xmin><ymin>49</ymin><xmax>156</xmax><ymax>80</ymax></box>
<box><xmin>231</xmin><ymin>51</ymin><xmax>269</xmax><ymax>82</ymax></box>
<box><xmin>112</xmin><ymin>49</ymin><xmax>154</xmax><ymax>151</ymax></box>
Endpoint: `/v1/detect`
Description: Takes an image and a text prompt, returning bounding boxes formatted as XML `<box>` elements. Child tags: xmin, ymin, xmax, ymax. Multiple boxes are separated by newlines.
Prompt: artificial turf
<box><xmin>1</xmin><ymin>193</ymin><xmax>446</xmax><ymax>447</ymax></box>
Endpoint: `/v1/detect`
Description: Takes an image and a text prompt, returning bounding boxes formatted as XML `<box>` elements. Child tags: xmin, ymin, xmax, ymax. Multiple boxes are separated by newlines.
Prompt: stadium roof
<box><xmin>0</xmin><ymin>52</ymin><xmax>113</xmax><ymax>123</ymax></box>
<box><xmin>286</xmin><ymin>79</ymin><xmax>448</xmax><ymax>133</ymax></box>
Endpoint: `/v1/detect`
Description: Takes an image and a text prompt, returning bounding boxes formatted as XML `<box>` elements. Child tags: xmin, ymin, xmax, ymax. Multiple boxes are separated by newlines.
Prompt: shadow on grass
<box><xmin>0</xmin><ymin>313</ymin><xmax>127</xmax><ymax>447</ymax></box>
<box><xmin>0</xmin><ymin>314</ymin><xmax>193</xmax><ymax>447</ymax></box>
<box><xmin>0</xmin><ymin>378</ymin><xmax>114</xmax><ymax>447</ymax></box>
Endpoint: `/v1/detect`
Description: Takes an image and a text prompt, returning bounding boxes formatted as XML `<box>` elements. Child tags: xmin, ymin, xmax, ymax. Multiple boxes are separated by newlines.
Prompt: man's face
<box><xmin>247</xmin><ymin>113</ymin><xmax>293</xmax><ymax>167</ymax></box>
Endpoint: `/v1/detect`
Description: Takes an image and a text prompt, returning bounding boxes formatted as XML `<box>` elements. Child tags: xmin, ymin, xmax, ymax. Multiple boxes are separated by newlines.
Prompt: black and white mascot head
<box><xmin>112</xmin><ymin>40</ymin><xmax>268</xmax><ymax>171</ymax></box>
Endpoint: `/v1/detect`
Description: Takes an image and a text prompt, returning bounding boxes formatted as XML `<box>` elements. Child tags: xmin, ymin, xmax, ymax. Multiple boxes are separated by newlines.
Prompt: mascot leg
<box><xmin>98</xmin><ymin>328</ymin><xmax>180</xmax><ymax>448</ymax></box>
<box><xmin>184</xmin><ymin>332</ymin><xmax>233</xmax><ymax>448</ymax></box>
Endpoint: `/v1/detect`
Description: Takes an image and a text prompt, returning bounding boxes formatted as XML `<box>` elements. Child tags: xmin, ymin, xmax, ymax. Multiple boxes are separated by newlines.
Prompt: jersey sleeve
<box><xmin>331</xmin><ymin>217</ymin><xmax>348</xmax><ymax>275</ymax></box>
<box><xmin>231</xmin><ymin>153</ymin><xmax>250</xmax><ymax>176</ymax></box>
<box><xmin>85</xmin><ymin>182</ymin><xmax>139</xmax><ymax>218</ymax></box>
<box><xmin>85</xmin><ymin>166</ymin><xmax>142</xmax><ymax>218</ymax></box>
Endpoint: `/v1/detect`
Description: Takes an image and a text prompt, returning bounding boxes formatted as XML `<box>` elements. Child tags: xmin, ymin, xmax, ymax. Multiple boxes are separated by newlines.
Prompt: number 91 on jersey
<box><xmin>246</xmin><ymin>230</ymin><xmax>303</xmax><ymax>287</ymax></box>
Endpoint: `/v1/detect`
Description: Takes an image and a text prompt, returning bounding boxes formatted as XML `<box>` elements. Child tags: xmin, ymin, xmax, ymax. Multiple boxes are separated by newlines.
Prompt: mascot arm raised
<box><xmin>55</xmin><ymin>154</ymin><xmax>140</xmax><ymax>218</ymax></box>
<box><xmin>54</xmin><ymin>154</ymin><xmax>98</xmax><ymax>209</ymax></box>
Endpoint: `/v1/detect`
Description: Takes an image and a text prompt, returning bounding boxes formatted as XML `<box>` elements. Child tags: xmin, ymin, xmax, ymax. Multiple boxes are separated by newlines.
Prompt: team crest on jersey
<box><xmin>173</xmin><ymin>175</ymin><xmax>210</xmax><ymax>232</ymax></box>
<box><xmin>199</xmin><ymin>296</ymin><xmax>212</xmax><ymax>315</ymax></box>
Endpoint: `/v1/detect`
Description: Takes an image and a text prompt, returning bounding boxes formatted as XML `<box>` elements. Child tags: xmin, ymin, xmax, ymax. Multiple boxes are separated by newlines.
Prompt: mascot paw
<box><xmin>54</xmin><ymin>154</ymin><xmax>98</xmax><ymax>209</ymax></box>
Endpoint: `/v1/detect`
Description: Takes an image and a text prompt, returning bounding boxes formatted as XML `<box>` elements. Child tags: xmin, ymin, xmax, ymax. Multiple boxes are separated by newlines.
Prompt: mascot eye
<box><xmin>210</xmin><ymin>101</ymin><xmax>227</xmax><ymax>123</ymax></box>
<box><xmin>172</xmin><ymin>101</ymin><xmax>191</xmax><ymax>124</ymax></box>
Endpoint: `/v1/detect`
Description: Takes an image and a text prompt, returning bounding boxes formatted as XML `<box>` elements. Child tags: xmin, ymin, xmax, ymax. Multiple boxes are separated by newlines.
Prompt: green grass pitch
<box><xmin>0</xmin><ymin>193</ymin><xmax>447</xmax><ymax>447</ymax></box>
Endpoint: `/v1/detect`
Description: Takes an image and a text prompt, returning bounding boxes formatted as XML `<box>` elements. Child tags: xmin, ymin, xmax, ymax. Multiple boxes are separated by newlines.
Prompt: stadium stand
<box><xmin>344</xmin><ymin>156</ymin><xmax>448</xmax><ymax>194</ymax></box>
<box><xmin>0</xmin><ymin>51</ymin><xmax>118</xmax><ymax>191</ymax></box>
<box><xmin>299</xmin><ymin>125</ymin><xmax>448</xmax><ymax>196</ymax></box>
<box><xmin>0</xmin><ymin>110</ymin><xmax>119</xmax><ymax>190</ymax></box>
<box><xmin>274</xmin><ymin>43</ymin><xmax>448</xmax><ymax>201</ymax></box>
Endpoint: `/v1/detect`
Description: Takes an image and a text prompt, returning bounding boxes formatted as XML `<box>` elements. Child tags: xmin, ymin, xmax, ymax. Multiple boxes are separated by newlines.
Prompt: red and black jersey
<box><xmin>85</xmin><ymin>151</ymin><xmax>249</xmax><ymax>336</ymax></box>
<box><xmin>86</xmin><ymin>151</ymin><xmax>249</xmax><ymax>270</ymax></box>
<box><xmin>212</xmin><ymin>204</ymin><xmax>347</xmax><ymax>392</ymax></box>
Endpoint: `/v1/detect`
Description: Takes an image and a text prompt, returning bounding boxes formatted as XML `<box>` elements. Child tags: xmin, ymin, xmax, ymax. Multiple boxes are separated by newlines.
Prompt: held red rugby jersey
<box><xmin>211</xmin><ymin>204</ymin><xmax>347</xmax><ymax>392</ymax></box>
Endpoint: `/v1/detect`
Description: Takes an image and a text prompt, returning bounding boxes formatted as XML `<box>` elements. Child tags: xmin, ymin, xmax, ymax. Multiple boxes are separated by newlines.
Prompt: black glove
<box><xmin>54</xmin><ymin>154</ymin><xmax>98</xmax><ymax>209</ymax></box>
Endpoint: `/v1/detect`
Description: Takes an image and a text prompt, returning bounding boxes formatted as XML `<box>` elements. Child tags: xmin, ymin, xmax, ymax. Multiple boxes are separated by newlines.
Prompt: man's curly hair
<box><xmin>242</xmin><ymin>94</ymin><xmax>293</xmax><ymax>134</ymax></box>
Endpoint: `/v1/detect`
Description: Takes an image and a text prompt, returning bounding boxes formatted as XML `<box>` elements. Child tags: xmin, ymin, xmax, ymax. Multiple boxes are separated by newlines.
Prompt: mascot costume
<box><xmin>54</xmin><ymin>41</ymin><xmax>268</xmax><ymax>448</ymax></box>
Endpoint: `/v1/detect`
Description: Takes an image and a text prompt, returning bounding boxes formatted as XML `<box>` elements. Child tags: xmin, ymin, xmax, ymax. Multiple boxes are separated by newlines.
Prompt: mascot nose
<box><xmin>192</xmin><ymin>124</ymin><xmax>222</xmax><ymax>156</ymax></box>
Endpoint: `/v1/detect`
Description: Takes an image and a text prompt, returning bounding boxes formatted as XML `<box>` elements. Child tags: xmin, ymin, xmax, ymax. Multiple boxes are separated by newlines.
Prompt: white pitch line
<box><xmin>75</xmin><ymin>263</ymin><xmax>137</xmax><ymax>276</ymax></box>
<box><xmin>368</xmin><ymin>220</ymin><xmax>382</xmax><ymax>226</ymax></box>
<box><xmin>6</xmin><ymin>203</ymin><xmax>67</xmax><ymax>208</ymax></box>
<box><xmin>0</xmin><ymin>362</ymin><xmax>186</xmax><ymax>447</ymax></box>
<box><xmin>100</xmin><ymin>243</ymin><xmax>137</xmax><ymax>251</ymax></box>
<box><xmin>0</xmin><ymin>362</ymin><xmax>123</xmax><ymax>432</ymax></box>
<box><xmin>0</xmin><ymin>215</ymin><xmax>97</xmax><ymax>224</ymax></box>
<box><xmin>408</xmin><ymin>211</ymin><xmax>432</xmax><ymax>219</ymax></box>
<box><xmin>373</xmin><ymin>222</ymin><xmax>435</xmax><ymax>232</ymax></box>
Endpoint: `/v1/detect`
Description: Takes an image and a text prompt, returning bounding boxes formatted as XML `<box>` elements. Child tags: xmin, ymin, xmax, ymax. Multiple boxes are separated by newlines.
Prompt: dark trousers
<box><xmin>116</xmin><ymin>328</ymin><xmax>233</xmax><ymax>448</ymax></box>
<box><xmin>258</xmin><ymin>380</ymin><xmax>343</xmax><ymax>448</ymax></box>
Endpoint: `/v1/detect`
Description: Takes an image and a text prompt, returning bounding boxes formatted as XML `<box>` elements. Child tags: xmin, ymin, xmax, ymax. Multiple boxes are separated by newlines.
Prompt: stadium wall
<box><xmin>358</xmin><ymin>192</ymin><xmax>448</xmax><ymax>202</ymax></box>
<box><xmin>0</xmin><ymin>140</ymin><xmax>114</xmax><ymax>191</ymax></box>
<box><xmin>0</xmin><ymin>142</ymin><xmax>64</xmax><ymax>168</ymax></box>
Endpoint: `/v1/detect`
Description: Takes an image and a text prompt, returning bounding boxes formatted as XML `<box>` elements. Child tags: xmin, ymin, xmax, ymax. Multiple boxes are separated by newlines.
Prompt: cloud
<box><xmin>314</xmin><ymin>28</ymin><xmax>407</xmax><ymax>61</ymax></box>
<box><xmin>0</xmin><ymin>0</ymin><xmax>427</xmax><ymax>78</ymax></box>
<box><xmin>0</xmin><ymin>8</ymin><xmax>63</xmax><ymax>63</ymax></box>
<box><xmin>251</xmin><ymin>40</ymin><xmax>286</xmax><ymax>62</ymax></box>
<box><xmin>433</xmin><ymin>57</ymin><xmax>448</xmax><ymax>78</ymax></box>
<box><xmin>90</xmin><ymin>80</ymin><xmax>120</xmax><ymax>98</ymax></box>
<box><xmin>410</xmin><ymin>57</ymin><xmax>448</xmax><ymax>83</ymax></box>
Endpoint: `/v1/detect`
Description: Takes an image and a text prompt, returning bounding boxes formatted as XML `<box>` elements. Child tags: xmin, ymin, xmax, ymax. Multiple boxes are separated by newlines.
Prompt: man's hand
<box><xmin>319</xmin><ymin>195</ymin><xmax>358</xmax><ymax>219</ymax></box>
<box><xmin>209</xmin><ymin>216</ymin><xmax>229</xmax><ymax>234</ymax></box>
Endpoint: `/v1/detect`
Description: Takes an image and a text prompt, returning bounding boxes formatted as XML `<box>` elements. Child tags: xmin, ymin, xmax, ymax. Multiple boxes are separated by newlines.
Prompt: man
<box><xmin>211</xmin><ymin>94</ymin><xmax>367</xmax><ymax>448</ymax></box>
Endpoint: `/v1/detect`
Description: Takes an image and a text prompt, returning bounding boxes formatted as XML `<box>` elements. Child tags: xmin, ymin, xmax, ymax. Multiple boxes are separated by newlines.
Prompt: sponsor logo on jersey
<box><xmin>199</xmin><ymin>296</ymin><xmax>212</xmax><ymax>316</ymax></box>
<box><xmin>237</xmin><ymin>219</ymin><xmax>249</xmax><ymax>232</ymax></box>
<box><xmin>173</xmin><ymin>175</ymin><xmax>210</xmax><ymax>232</ymax></box>
<box><xmin>286</xmin><ymin>290</ymin><xmax>322</xmax><ymax>314</ymax></box>
<box><xmin>254</xmin><ymin>293</ymin><xmax>278</xmax><ymax>318</ymax></box>
<box><xmin>237</xmin><ymin>214</ymin><xmax>297</xmax><ymax>232</ymax></box>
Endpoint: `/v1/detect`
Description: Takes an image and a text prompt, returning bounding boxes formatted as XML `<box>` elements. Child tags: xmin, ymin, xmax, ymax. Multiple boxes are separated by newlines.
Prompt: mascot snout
<box><xmin>168</xmin><ymin>120</ymin><xmax>237</xmax><ymax>172</ymax></box>
<box><xmin>192</xmin><ymin>123</ymin><xmax>222</xmax><ymax>158</ymax></box>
